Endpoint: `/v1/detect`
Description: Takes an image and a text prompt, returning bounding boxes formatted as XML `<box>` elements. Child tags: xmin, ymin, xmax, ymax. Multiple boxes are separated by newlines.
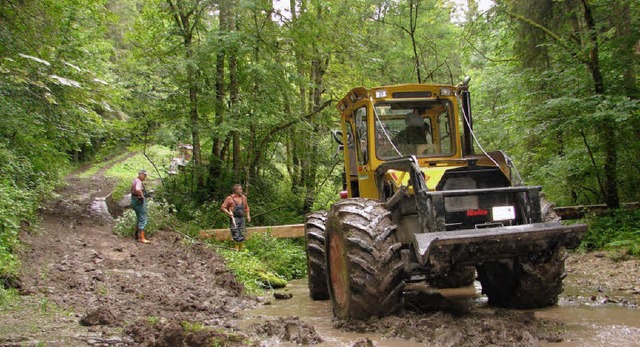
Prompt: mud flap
<box><xmin>413</xmin><ymin>222</ymin><xmax>587</xmax><ymax>268</ymax></box>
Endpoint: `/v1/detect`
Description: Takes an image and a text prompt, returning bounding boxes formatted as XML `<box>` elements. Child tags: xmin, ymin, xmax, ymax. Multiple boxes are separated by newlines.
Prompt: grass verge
<box><xmin>579</xmin><ymin>209</ymin><xmax>640</xmax><ymax>256</ymax></box>
<box><xmin>209</xmin><ymin>233</ymin><xmax>307</xmax><ymax>294</ymax></box>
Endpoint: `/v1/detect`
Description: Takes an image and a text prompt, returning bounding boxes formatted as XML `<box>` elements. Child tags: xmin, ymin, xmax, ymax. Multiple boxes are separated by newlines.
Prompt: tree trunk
<box><xmin>188</xmin><ymin>61</ymin><xmax>201</xmax><ymax>166</ymax></box>
<box><xmin>580</xmin><ymin>0</ymin><xmax>619</xmax><ymax>208</ymax></box>
<box><xmin>302</xmin><ymin>54</ymin><xmax>328</xmax><ymax>213</ymax></box>
<box><xmin>229</xmin><ymin>5</ymin><xmax>240</xmax><ymax>179</ymax></box>
<box><xmin>409</xmin><ymin>0</ymin><xmax>421</xmax><ymax>83</ymax></box>
<box><xmin>166</xmin><ymin>0</ymin><xmax>204</xmax><ymax>174</ymax></box>
<box><xmin>212</xmin><ymin>0</ymin><xmax>228</xmax><ymax>160</ymax></box>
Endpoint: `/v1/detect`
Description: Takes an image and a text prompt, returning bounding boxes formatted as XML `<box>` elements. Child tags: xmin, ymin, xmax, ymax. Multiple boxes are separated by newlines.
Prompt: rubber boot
<box><xmin>138</xmin><ymin>230</ymin><xmax>151</xmax><ymax>244</ymax></box>
<box><xmin>238</xmin><ymin>242</ymin><xmax>245</xmax><ymax>251</ymax></box>
<box><xmin>134</xmin><ymin>226</ymin><xmax>140</xmax><ymax>241</ymax></box>
<box><xmin>234</xmin><ymin>242</ymin><xmax>241</xmax><ymax>251</ymax></box>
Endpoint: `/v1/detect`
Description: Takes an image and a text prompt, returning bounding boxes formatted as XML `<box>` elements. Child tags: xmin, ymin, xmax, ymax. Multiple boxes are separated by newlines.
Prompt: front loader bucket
<box><xmin>413</xmin><ymin>222</ymin><xmax>587</xmax><ymax>268</ymax></box>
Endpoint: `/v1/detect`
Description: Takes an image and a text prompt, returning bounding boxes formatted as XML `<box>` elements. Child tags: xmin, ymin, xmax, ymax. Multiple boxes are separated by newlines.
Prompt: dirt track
<box><xmin>0</xmin><ymin>161</ymin><xmax>638</xmax><ymax>346</ymax></box>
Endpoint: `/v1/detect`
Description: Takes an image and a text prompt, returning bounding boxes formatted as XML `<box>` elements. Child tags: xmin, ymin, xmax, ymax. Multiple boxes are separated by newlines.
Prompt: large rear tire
<box><xmin>476</xmin><ymin>247</ymin><xmax>566</xmax><ymax>308</ymax></box>
<box><xmin>305</xmin><ymin>211</ymin><xmax>329</xmax><ymax>300</ymax></box>
<box><xmin>325</xmin><ymin>198</ymin><xmax>405</xmax><ymax>320</ymax></box>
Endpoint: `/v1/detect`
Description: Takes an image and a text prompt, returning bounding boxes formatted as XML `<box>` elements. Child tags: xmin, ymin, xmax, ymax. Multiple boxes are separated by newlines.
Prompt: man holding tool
<box><xmin>221</xmin><ymin>184</ymin><xmax>251</xmax><ymax>250</ymax></box>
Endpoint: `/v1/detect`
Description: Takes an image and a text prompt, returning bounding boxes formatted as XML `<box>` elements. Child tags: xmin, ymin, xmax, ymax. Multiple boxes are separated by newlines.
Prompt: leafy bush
<box><xmin>212</xmin><ymin>233</ymin><xmax>307</xmax><ymax>293</ymax></box>
<box><xmin>186</xmin><ymin>199</ymin><xmax>227</xmax><ymax>232</ymax></box>
<box><xmin>216</xmin><ymin>247</ymin><xmax>288</xmax><ymax>293</ymax></box>
<box><xmin>0</xmin><ymin>145</ymin><xmax>55</xmax><ymax>297</ymax></box>
<box><xmin>579</xmin><ymin>209</ymin><xmax>640</xmax><ymax>256</ymax></box>
<box><xmin>244</xmin><ymin>233</ymin><xmax>307</xmax><ymax>281</ymax></box>
<box><xmin>113</xmin><ymin>199</ymin><xmax>178</xmax><ymax>237</ymax></box>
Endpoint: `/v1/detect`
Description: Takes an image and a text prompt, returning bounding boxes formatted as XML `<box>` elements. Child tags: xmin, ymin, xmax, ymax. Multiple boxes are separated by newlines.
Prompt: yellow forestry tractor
<box><xmin>304</xmin><ymin>78</ymin><xmax>587</xmax><ymax>320</ymax></box>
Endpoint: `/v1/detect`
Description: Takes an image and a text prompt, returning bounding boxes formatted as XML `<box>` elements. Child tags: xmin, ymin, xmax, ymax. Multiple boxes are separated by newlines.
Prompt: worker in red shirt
<box><xmin>221</xmin><ymin>184</ymin><xmax>251</xmax><ymax>250</ymax></box>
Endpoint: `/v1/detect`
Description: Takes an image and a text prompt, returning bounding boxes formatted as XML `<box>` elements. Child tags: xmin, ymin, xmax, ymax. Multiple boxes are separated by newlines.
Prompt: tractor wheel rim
<box><xmin>329</xmin><ymin>231</ymin><xmax>347</xmax><ymax>310</ymax></box>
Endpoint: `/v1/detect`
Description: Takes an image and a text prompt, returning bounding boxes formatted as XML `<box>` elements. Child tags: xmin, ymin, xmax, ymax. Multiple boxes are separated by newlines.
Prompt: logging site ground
<box><xmin>0</xmin><ymin>157</ymin><xmax>639</xmax><ymax>347</ymax></box>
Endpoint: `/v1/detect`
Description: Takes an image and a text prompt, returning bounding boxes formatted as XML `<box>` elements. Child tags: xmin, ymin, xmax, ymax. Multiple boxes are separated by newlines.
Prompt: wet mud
<box><xmin>1</xmin><ymin>156</ymin><xmax>639</xmax><ymax>346</ymax></box>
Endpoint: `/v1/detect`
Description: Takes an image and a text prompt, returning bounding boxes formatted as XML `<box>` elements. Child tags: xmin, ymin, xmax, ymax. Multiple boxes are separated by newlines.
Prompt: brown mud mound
<box><xmin>250</xmin><ymin>316</ymin><xmax>323</xmax><ymax>345</ymax></box>
<box><xmin>80</xmin><ymin>306</ymin><xmax>119</xmax><ymax>327</ymax></box>
<box><xmin>564</xmin><ymin>252</ymin><xmax>640</xmax><ymax>307</ymax></box>
<box><xmin>335</xmin><ymin>310</ymin><xmax>564</xmax><ymax>347</ymax></box>
<box><xmin>5</xmin><ymin>159</ymin><xmax>258</xmax><ymax>345</ymax></box>
<box><xmin>124</xmin><ymin>318</ymin><xmax>251</xmax><ymax>346</ymax></box>
<box><xmin>18</xmin><ymin>221</ymin><xmax>255</xmax><ymax>325</ymax></box>
<box><xmin>41</xmin><ymin>174</ymin><xmax>118</xmax><ymax>222</ymax></box>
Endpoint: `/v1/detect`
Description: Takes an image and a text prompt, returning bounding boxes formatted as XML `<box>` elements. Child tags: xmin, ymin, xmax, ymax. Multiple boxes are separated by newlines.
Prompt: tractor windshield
<box><xmin>374</xmin><ymin>99</ymin><xmax>455</xmax><ymax>159</ymax></box>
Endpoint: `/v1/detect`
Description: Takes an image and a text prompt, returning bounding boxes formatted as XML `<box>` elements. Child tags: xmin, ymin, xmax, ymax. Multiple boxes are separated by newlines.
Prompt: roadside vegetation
<box><xmin>213</xmin><ymin>235</ymin><xmax>307</xmax><ymax>294</ymax></box>
<box><xmin>0</xmin><ymin>147</ymin><xmax>59</xmax><ymax>303</ymax></box>
<box><xmin>580</xmin><ymin>209</ymin><xmax>640</xmax><ymax>257</ymax></box>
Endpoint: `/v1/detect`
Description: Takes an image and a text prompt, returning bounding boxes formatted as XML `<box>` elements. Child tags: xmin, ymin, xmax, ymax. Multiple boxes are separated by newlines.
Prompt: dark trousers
<box><xmin>230</xmin><ymin>216</ymin><xmax>245</xmax><ymax>242</ymax></box>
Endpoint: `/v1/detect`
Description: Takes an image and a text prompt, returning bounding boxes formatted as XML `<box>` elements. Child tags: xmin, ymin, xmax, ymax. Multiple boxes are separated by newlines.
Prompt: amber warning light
<box><xmin>467</xmin><ymin>209</ymin><xmax>489</xmax><ymax>217</ymax></box>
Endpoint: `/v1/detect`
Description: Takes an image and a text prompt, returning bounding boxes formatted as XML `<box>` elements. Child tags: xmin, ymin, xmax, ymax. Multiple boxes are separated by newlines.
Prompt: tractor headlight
<box><xmin>440</xmin><ymin>88</ymin><xmax>452</xmax><ymax>96</ymax></box>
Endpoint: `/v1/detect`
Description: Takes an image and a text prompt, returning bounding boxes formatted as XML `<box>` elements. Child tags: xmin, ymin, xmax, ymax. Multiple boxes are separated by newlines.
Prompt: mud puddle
<box><xmin>242</xmin><ymin>280</ymin><xmax>426</xmax><ymax>347</ymax></box>
<box><xmin>89</xmin><ymin>197</ymin><xmax>114</xmax><ymax>223</ymax></box>
<box><xmin>244</xmin><ymin>279</ymin><xmax>640</xmax><ymax>347</ymax></box>
<box><xmin>538</xmin><ymin>304</ymin><xmax>640</xmax><ymax>346</ymax></box>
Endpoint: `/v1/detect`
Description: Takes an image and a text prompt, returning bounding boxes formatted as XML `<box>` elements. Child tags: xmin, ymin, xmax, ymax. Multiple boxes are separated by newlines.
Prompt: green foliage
<box><xmin>468</xmin><ymin>1</ymin><xmax>640</xmax><ymax>207</ymax></box>
<box><xmin>0</xmin><ymin>288</ymin><xmax>17</xmax><ymax>307</ymax></box>
<box><xmin>104</xmin><ymin>146</ymin><xmax>173</xmax><ymax>201</ymax></box>
<box><xmin>0</xmin><ymin>145</ymin><xmax>52</xmax><ymax>285</ymax></box>
<box><xmin>215</xmin><ymin>247</ymin><xmax>284</xmax><ymax>293</ymax></box>
<box><xmin>0</xmin><ymin>0</ymin><xmax>127</xmax><ymax>292</ymax></box>
<box><xmin>257</xmin><ymin>272</ymin><xmax>288</xmax><ymax>289</ymax></box>
<box><xmin>247</xmin><ymin>178</ymin><xmax>307</xmax><ymax>226</ymax></box>
<box><xmin>78</xmin><ymin>152</ymin><xmax>132</xmax><ymax>178</ymax></box>
<box><xmin>579</xmin><ymin>210</ymin><xmax>640</xmax><ymax>255</ymax></box>
<box><xmin>244</xmin><ymin>233</ymin><xmax>307</xmax><ymax>281</ymax></box>
<box><xmin>214</xmin><ymin>233</ymin><xmax>307</xmax><ymax>293</ymax></box>
<box><xmin>113</xmin><ymin>199</ymin><xmax>178</xmax><ymax>237</ymax></box>
<box><xmin>180</xmin><ymin>321</ymin><xmax>204</xmax><ymax>333</ymax></box>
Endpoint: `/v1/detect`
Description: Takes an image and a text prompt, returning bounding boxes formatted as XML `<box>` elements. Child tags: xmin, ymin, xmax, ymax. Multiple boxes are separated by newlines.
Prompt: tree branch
<box><xmin>251</xmin><ymin>99</ymin><xmax>335</xmax><ymax>169</ymax></box>
<box><xmin>261</xmin><ymin>99</ymin><xmax>334</xmax><ymax>148</ymax></box>
<box><xmin>579</xmin><ymin>128</ymin><xmax>604</xmax><ymax>200</ymax></box>
<box><xmin>502</xmin><ymin>9</ymin><xmax>587</xmax><ymax>65</ymax></box>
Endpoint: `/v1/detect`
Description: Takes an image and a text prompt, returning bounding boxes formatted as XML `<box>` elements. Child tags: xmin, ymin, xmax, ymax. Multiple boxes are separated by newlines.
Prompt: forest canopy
<box><xmin>1</xmin><ymin>0</ymin><xmax>638</xmax><ymax>241</ymax></box>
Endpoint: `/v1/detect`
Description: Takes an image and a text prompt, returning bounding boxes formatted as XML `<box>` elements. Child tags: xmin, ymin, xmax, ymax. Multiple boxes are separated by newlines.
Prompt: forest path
<box><xmin>0</xmin><ymin>154</ymin><xmax>257</xmax><ymax>346</ymax></box>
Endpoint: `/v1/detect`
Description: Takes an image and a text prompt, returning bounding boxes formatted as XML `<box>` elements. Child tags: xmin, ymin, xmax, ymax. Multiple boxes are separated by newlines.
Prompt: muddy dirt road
<box><xmin>1</xmin><ymin>162</ymin><xmax>639</xmax><ymax>346</ymax></box>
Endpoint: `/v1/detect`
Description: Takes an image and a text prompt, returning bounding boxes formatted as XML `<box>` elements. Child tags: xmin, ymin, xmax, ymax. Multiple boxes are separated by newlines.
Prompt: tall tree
<box><xmin>165</xmin><ymin>0</ymin><xmax>213</xmax><ymax>168</ymax></box>
<box><xmin>469</xmin><ymin>0</ymin><xmax>639</xmax><ymax>206</ymax></box>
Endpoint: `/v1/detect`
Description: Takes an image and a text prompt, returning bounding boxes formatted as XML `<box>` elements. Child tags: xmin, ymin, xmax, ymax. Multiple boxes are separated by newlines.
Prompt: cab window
<box><xmin>354</xmin><ymin>107</ymin><xmax>368</xmax><ymax>165</ymax></box>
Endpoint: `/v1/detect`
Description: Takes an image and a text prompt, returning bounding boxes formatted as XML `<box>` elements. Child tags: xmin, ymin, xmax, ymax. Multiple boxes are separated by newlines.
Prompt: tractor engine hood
<box><xmin>384</xmin><ymin>165</ymin><xmax>463</xmax><ymax>192</ymax></box>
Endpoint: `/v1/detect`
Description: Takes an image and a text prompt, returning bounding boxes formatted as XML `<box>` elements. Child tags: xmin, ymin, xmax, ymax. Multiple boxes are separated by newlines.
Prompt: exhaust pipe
<box><xmin>459</xmin><ymin>76</ymin><xmax>474</xmax><ymax>156</ymax></box>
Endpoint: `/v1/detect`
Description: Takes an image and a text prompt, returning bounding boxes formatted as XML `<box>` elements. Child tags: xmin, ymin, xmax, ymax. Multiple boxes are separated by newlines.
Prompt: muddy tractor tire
<box><xmin>476</xmin><ymin>247</ymin><xmax>566</xmax><ymax>308</ymax></box>
<box><xmin>305</xmin><ymin>211</ymin><xmax>329</xmax><ymax>300</ymax></box>
<box><xmin>427</xmin><ymin>266</ymin><xmax>476</xmax><ymax>288</ymax></box>
<box><xmin>325</xmin><ymin>198</ymin><xmax>405</xmax><ymax>320</ymax></box>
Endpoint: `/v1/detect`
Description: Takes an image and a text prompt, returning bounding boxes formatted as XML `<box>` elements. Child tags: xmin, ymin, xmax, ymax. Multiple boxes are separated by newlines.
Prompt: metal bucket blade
<box><xmin>413</xmin><ymin>222</ymin><xmax>587</xmax><ymax>266</ymax></box>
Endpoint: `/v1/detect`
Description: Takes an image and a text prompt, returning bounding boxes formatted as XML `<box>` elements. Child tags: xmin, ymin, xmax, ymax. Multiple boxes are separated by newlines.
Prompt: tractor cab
<box><xmin>336</xmin><ymin>83</ymin><xmax>485</xmax><ymax>200</ymax></box>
